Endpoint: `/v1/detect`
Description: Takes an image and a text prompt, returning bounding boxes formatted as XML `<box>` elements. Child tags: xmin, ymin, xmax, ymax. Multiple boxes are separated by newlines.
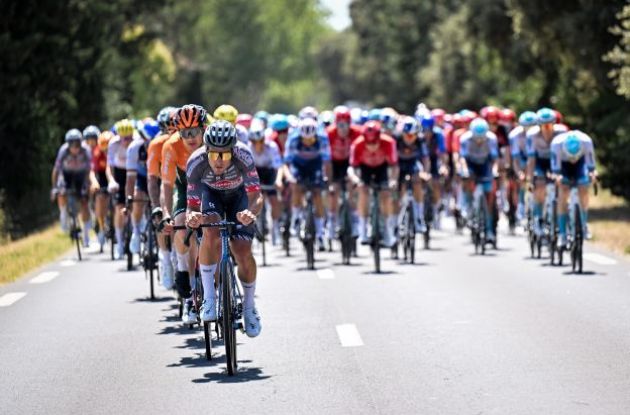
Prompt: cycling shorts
<box><xmin>59</xmin><ymin>171</ymin><xmax>89</xmax><ymax>199</ymax></box>
<box><xmin>559</xmin><ymin>158</ymin><xmax>590</xmax><ymax>187</ymax></box>
<box><xmin>113</xmin><ymin>167</ymin><xmax>127</xmax><ymax>205</ymax></box>
<box><xmin>96</xmin><ymin>171</ymin><xmax>108</xmax><ymax>190</ymax></box>
<box><xmin>533</xmin><ymin>158</ymin><xmax>551</xmax><ymax>180</ymax></box>
<box><xmin>359</xmin><ymin>163</ymin><xmax>388</xmax><ymax>188</ymax></box>
<box><xmin>332</xmin><ymin>159</ymin><xmax>349</xmax><ymax>183</ymax></box>
<box><xmin>135</xmin><ymin>174</ymin><xmax>148</xmax><ymax>194</ymax></box>
<box><xmin>467</xmin><ymin>161</ymin><xmax>493</xmax><ymax>193</ymax></box>
<box><xmin>202</xmin><ymin>187</ymin><xmax>254</xmax><ymax>241</ymax></box>
<box><xmin>172</xmin><ymin>175</ymin><xmax>188</xmax><ymax>217</ymax></box>
<box><xmin>256</xmin><ymin>166</ymin><xmax>277</xmax><ymax>196</ymax></box>
<box><xmin>290</xmin><ymin>164</ymin><xmax>324</xmax><ymax>189</ymax></box>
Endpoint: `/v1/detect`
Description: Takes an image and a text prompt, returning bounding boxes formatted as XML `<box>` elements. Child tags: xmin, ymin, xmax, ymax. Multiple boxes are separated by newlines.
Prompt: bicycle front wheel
<box><xmin>221</xmin><ymin>260</ymin><xmax>238</xmax><ymax>375</ymax></box>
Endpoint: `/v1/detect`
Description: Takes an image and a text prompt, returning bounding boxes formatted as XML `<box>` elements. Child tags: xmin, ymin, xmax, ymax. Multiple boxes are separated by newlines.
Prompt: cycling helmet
<box><xmin>359</xmin><ymin>110</ymin><xmax>370</xmax><ymax>125</ymax></box>
<box><xmin>368</xmin><ymin>108</ymin><xmax>382</xmax><ymax>121</ymax></box>
<box><xmin>401</xmin><ymin>116</ymin><xmax>419</xmax><ymax>135</ymax></box>
<box><xmin>319</xmin><ymin>110</ymin><xmax>334</xmax><ymax>127</ymax></box>
<box><xmin>452</xmin><ymin>113</ymin><xmax>464</xmax><ymax>128</ymax></box>
<box><xmin>480</xmin><ymin>105</ymin><xmax>500</xmax><ymax>122</ymax></box>
<box><xmin>235</xmin><ymin>124</ymin><xmax>249</xmax><ymax>144</ymax></box>
<box><xmin>443</xmin><ymin>113</ymin><xmax>453</xmax><ymax>124</ymax></box>
<box><xmin>420</xmin><ymin>114</ymin><xmax>435</xmax><ymax>131</ymax></box>
<box><xmin>500</xmin><ymin>108</ymin><xmax>516</xmax><ymax>123</ymax></box>
<box><xmin>98</xmin><ymin>130</ymin><xmax>114</xmax><ymax>149</ymax></box>
<box><xmin>298</xmin><ymin>106</ymin><xmax>319</xmax><ymax>120</ymax></box>
<box><xmin>380</xmin><ymin>108</ymin><xmax>398</xmax><ymax>129</ymax></box>
<box><xmin>249</xmin><ymin>119</ymin><xmax>266</xmax><ymax>141</ymax></box>
<box><xmin>82</xmin><ymin>125</ymin><xmax>100</xmax><ymax>140</ymax></box>
<box><xmin>213</xmin><ymin>104</ymin><xmax>238</xmax><ymax>124</ymax></box>
<box><xmin>115</xmin><ymin>119</ymin><xmax>134</xmax><ymax>137</ymax></box>
<box><xmin>157</xmin><ymin>106</ymin><xmax>175</xmax><ymax>131</ymax></box>
<box><xmin>65</xmin><ymin>128</ymin><xmax>82</xmax><ymax>142</ymax></box>
<box><xmin>176</xmin><ymin>104</ymin><xmax>207</xmax><ymax>129</ymax></box>
<box><xmin>299</xmin><ymin>118</ymin><xmax>318</xmax><ymax>138</ymax></box>
<box><xmin>142</xmin><ymin>119</ymin><xmax>160</xmax><ymax>139</ymax></box>
<box><xmin>287</xmin><ymin>114</ymin><xmax>299</xmax><ymax>128</ymax></box>
<box><xmin>270</xmin><ymin>114</ymin><xmax>289</xmax><ymax>131</ymax></box>
<box><xmin>204</xmin><ymin>120</ymin><xmax>237</xmax><ymax>150</ymax></box>
<box><xmin>431</xmin><ymin>108</ymin><xmax>446</xmax><ymax>125</ymax></box>
<box><xmin>254</xmin><ymin>110</ymin><xmax>269</xmax><ymax>121</ymax></box>
<box><xmin>235</xmin><ymin>113</ymin><xmax>253</xmax><ymax>129</ymax></box>
<box><xmin>563</xmin><ymin>132</ymin><xmax>584</xmax><ymax>162</ymax></box>
<box><xmin>335</xmin><ymin>107</ymin><xmax>352</xmax><ymax>124</ymax></box>
<box><xmin>333</xmin><ymin>105</ymin><xmax>349</xmax><ymax>114</ymax></box>
<box><xmin>362</xmin><ymin>120</ymin><xmax>381</xmax><ymax>142</ymax></box>
<box><xmin>554</xmin><ymin>110</ymin><xmax>564</xmax><ymax>124</ymax></box>
<box><xmin>470</xmin><ymin>118</ymin><xmax>489</xmax><ymax>137</ymax></box>
<box><xmin>518</xmin><ymin>111</ymin><xmax>538</xmax><ymax>127</ymax></box>
<box><xmin>536</xmin><ymin>107</ymin><xmax>556</xmax><ymax>124</ymax></box>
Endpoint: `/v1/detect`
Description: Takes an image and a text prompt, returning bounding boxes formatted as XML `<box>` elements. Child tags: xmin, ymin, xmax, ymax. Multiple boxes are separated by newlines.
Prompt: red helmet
<box><xmin>554</xmin><ymin>110</ymin><xmax>563</xmax><ymax>124</ymax></box>
<box><xmin>362</xmin><ymin>121</ymin><xmax>381</xmax><ymax>142</ymax></box>
<box><xmin>334</xmin><ymin>107</ymin><xmax>351</xmax><ymax>124</ymax></box>
<box><xmin>431</xmin><ymin>108</ymin><xmax>446</xmax><ymax>125</ymax></box>
<box><xmin>500</xmin><ymin>108</ymin><xmax>516</xmax><ymax>123</ymax></box>
<box><xmin>460</xmin><ymin>113</ymin><xmax>473</xmax><ymax>126</ymax></box>
<box><xmin>452</xmin><ymin>113</ymin><xmax>464</xmax><ymax>128</ymax></box>
<box><xmin>480</xmin><ymin>106</ymin><xmax>500</xmax><ymax>123</ymax></box>
<box><xmin>235</xmin><ymin>113</ymin><xmax>253</xmax><ymax>129</ymax></box>
<box><xmin>443</xmin><ymin>113</ymin><xmax>453</xmax><ymax>124</ymax></box>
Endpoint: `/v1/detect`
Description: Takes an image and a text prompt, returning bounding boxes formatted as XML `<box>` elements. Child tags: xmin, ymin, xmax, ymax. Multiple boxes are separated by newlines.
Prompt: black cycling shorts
<box><xmin>359</xmin><ymin>163</ymin><xmax>388</xmax><ymax>188</ymax></box>
<box><xmin>202</xmin><ymin>186</ymin><xmax>254</xmax><ymax>241</ymax></box>
<box><xmin>332</xmin><ymin>159</ymin><xmax>349</xmax><ymax>183</ymax></box>
<box><xmin>113</xmin><ymin>167</ymin><xmax>127</xmax><ymax>205</ymax></box>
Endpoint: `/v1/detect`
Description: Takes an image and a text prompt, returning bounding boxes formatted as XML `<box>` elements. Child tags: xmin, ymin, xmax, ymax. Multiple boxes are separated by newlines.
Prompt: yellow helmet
<box><xmin>213</xmin><ymin>104</ymin><xmax>239</xmax><ymax>125</ymax></box>
<box><xmin>116</xmin><ymin>119</ymin><xmax>134</xmax><ymax>137</ymax></box>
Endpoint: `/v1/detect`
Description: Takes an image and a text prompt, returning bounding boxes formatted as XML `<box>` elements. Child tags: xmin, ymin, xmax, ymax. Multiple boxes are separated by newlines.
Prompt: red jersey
<box><xmin>350</xmin><ymin>134</ymin><xmax>398</xmax><ymax>168</ymax></box>
<box><xmin>326</xmin><ymin>124</ymin><xmax>362</xmax><ymax>161</ymax></box>
<box><xmin>268</xmin><ymin>130</ymin><xmax>288</xmax><ymax>155</ymax></box>
<box><xmin>451</xmin><ymin>128</ymin><xmax>467</xmax><ymax>154</ymax></box>
<box><xmin>442</xmin><ymin>124</ymin><xmax>455</xmax><ymax>153</ymax></box>
<box><xmin>92</xmin><ymin>146</ymin><xmax>107</xmax><ymax>173</ymax></box>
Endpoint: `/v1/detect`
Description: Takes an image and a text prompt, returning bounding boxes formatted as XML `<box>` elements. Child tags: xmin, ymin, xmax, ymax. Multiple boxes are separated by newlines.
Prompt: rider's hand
<box><xmin>518</xmin><ymin>171</ymin><xmax>526</xmax><ymax>182</ymax></box>
<box><xmin>186</xmin><ymin>211</ymin><xmax>203</xmax><ymax>229</ymax></box>
<box><xmin>236</xmin><ymin>209</ymin><xmax>256</xmax><ymax>226</ymax></box>
<box><xmin>159</xmin><ymin>216</ymin><xmax>173</xmax><ymax>234</ymax></box>
<box><xmin>388</xmin><ymin>179</ymin><xmax>398</xmax><ymax>190</ymax></box>
<box><xmin>275</xmin><ymin>179</ymin><xmax>284</xmax><ymax>191</ymax></box>
<box><xmin>107</xmin><ymin>181</ymin><xmax>119</xmax><ymax>194</ymax></box>
<box><xmin>420</xmin><ymin>172</ymin><xmax>431</xmax><ymax>181</ymax></box>
<box><xmin>439</xmin><ymin>165</ymin><xmax>448</xmax><ymax>177</ymax></box>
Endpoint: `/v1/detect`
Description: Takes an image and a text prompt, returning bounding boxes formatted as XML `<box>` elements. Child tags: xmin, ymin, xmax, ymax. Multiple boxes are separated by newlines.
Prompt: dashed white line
<box><xmin>60</xmin><ymin>259</ymin><xmax>76</xmax><ymax>267</ymax></box>
<box><xmin>30</xmin><ymin>271</ymin><xmax>60</xmax><ymax>284</ymax></box>
<box><xmin>0</xmin><ymin>292</ymin><xmax>27</xmax><ymax>307</ymax></box>
<box><xmin>336</xmin><ymin>324</ymin><xmax>364</xmax><ymax>347</ymax></box>
<box><xmin>317</xmin><ymin>269</ymin><xmax>335</xmax><ymax>280</ymax></box>
<box><xmin>584</xmin><ymin>253</ymin><xmax>617</xmax><ymax>266</ymax></box>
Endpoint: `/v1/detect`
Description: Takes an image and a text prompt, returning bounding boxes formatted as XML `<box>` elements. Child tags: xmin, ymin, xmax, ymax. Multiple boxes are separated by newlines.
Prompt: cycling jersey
<box><xmin>396</xmin><ymin>134</ymin><xmax>426</xmax><ymax>174</ymax></box>
<box><xmin>91</xmin><ymin>146</ymin><xmax>108</xmax><ymax>189</ymax></box>
<box><xmin>147</xmin><ymin>132</ymin><xmax>171</xmax><ymax>178</ymax></box>
<box><xmin>527</xmin><ymin>124</ymin><xmax>568</xmax><ymax>179</ymax></box>
<box><xmin>350</xmin><ymin>135</ymin><xmax>398</xmax><ymax>168</ymax></box>
<box><xmin>326</xmin><ymin>124</ymin><xmax>362</xmax><ymax>161</ymax></box>
<box><xmin>550</xmin><ymin>131</ymin><xmax>595</xmax><ymax>186</ymax></box>
<box><xmin>55</xmin><ymin>143</ymin><xmax>92</xmax><ymax>173</ymax></box>
<box><xmin>509</xmin><ymin>126</ymin><xmax>528</xmax><ymax>166</ymax></box>
<box><xmin>250</xmin><ymin>141</ymin><xmax>282</xmax><ymax>170</ymax></box>
<box><xmin>161</xmin><ymin>132</ymin><xmax>195</xmax><ymax>216</ymax></box>
<box><xmin>268</xmin><ymin>130</ymin><xmax>288</xmax><ymax>156</ymax></box>
<box><xmin>107</xmin><ymin>136</ymin><xmax>130</xmax><ymax>169</ymax></box>
<box><xmin>491</xmin><ymin>125</ymin><xmax>509</xmax><ymax>149</ymax></box>
<box><xmin>284</xmin><ymin>133</ymin><xmax>331</xmax><ymax>167</ymax></box>
<box><xmin>127</xmin><ymin>137</ymin><xmax>149</xmax><ymax>193</ymax></box>
<box><xmin>421</xmin><ymin>128</ymin><xmax>445</xmax><ymax>177</ymax></box>
<box><xmin>460</xmin><ymin>131</ymin><xmax>498</xmax><ymax>187</ymax></box>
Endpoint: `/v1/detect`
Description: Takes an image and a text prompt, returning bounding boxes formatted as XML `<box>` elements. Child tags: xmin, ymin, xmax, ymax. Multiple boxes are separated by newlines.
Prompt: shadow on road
<box><xmin>130</xmin><ymin>296</ymin><xmax>173</xmax><ymax>303</ymax></box>
<box><xmin>192</xmin><ymin>364</ymin><xmax>271</xmax><ymax>384</ymax></box>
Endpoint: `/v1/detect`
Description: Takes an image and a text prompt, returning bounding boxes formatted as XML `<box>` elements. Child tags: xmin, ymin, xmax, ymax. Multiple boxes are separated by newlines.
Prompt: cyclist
<box><xmin>51</xmin><ymin>129</ymin><xmax>93</xmax><ymax>246</ymax></box>
<box><xmin>249</xmin><ymin>120</ymin><xmax>283</xmax><ymax>243</ymax></box>
<box><xmin>106</xmin><ymin>119</ymin><xmax>135</xmax><ymax>259</ymax></box>
<box><xmin>161</xmin><ymin>105</ymin><xmax>206</xmax><ymax>324</ymax></box>
<box><xmin>185</xmin><ymin>120</ymin><xmax>263</xmax><ymax>337</ymax></box>
<box><xmin>214</xmin><ymin>104</ymin><xmax>238</xmax><ymax>125</ymax></box>
<box><xmin>379</xmin><ymin>108</ymin><xmax>398</xmax><ymax>136</ymax></box>
<box><xmin>348</xmin><ymin>120</ymin><xmax>399</xmax><ymax>247</ymax></box>
<box><xmin>459</xmin><ymin>118</ymin><xmax>499</xmax><ymax>242</ymax></box>
<box><xmin>509</xmin><ymin>111</ymin><xmax>538</xmax><ymax>222</ymax></box>
<box><xmin>326</xmin><ymin>107</ymin><xmax>362</xmax><ymax>239</ymax></box>
<box><xmin>268</xmin><ymin>114</ymin><xmax>290</xmax><ymax>155</ymax></box>
<box><xmin>550</xmin><ymin>131</ymin><xmax>597</xmax><ymax>246</ymax></box>
<box><xmin>91</xmin><ymin>130</ymin><xmax>114</xmax><ymax>248</ymax></box>
<box><xmin>148</xmin><ymin>106</ymin><xmax>177</xmax><ymax>289</ymax></box>
<box><xmin>526</xmin><ymin>107</ymin><xmax>569</xmax><ymax>237</ymax></box>
<box><xmin>236</xmin><ymin>113</ymin><xmax>253</xmax><ymax>129</ymax></box>
<box><xmin>481</xmin><ymin>106</ymin><xmax>511</xmax><ymax>219</ymax></box>
<box><xmin>284</xmin><ymin>117</ymin><xmax>332</xmax><ymax>251</ymax></box>
<box><xmin>419</xmin><ymin>113</ymin><xmax>447</xmax><ymax>229</ymax></box>
<box><xmin>298</xmin><ymin>106</ymin><xmax>319</xmax><ymax>120</ymax></box>
<box><xmin>395</xmin><ymin>116</ymin><xmax>428</xmax><ymax>232</ymax></box>
<box><xmin>82</xmin><ymin>125</ymin><xmax>100</xmax><ymax>151</ymax></box>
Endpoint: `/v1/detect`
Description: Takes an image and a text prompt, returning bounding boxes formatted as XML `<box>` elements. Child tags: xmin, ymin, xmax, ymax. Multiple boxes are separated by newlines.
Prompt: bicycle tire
<box><xmin>148</xmin><ymin>224</ymin><xmax>155</xmax><ymax>300</ymax></box>
<box><xmin>124</xmin><ymin>218</ymin><xmax>133</xmax><ymax>271</ymax></box>
<box><xmin>304</xmin><ymin>199</ymin><xmax>316</xmax><ymax>270</ymax></box>
<box><xmin>574</xmin><ymin>203</ymin><xmax>583</xmax><ymax>274</ymax></box>
<box><xmin>550</xmin><ymin>197</ymin><xmax>558</xmax><ymax>265</ymax></box>
<box><xmin>371</xmin><ymin>198</ymin><xmax>381</xmax><ymax>273</ymax></box>
<box><xmin>221</xmin><ymin>260</ymin><xmax>237</xmax><ymax>375</ymax></box>
<box><xmin>479</xmin><ymin>193</ymin><xmax>487</xmax><ymax>256</ymax></box>
<box><xmin>74</xmin><ymin>217</ymin><xmax>82</xmax><ymax>261</ymax></box>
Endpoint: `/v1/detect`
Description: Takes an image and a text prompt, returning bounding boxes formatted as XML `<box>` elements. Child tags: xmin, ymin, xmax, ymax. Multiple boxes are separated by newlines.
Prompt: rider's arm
<box><xmin>160</xmin><ymin>142</ymin><xmax>177</xmax><ymax>217</ymax></box>
<box><xmin>247</xmin><ymin>190</ymin><xmax>264</xmax><ymax>217</ymax></box>
<box><xmin>147</xmin><ymin>140</ymin><xmax>162</xmax><ymax>208</ymax></box>
<box><xmin>148</xmin><ymin>176</ymin><xmax>161</xmax><ymax>209</ymax></box>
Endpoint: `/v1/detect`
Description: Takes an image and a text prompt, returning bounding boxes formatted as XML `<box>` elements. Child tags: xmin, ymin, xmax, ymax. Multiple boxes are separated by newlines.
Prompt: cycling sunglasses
<box><xmin>207</xmin><ymin>150</ymin><xmax>233</xmax><ymax>161</ymax></box>
<box><xmin>180</xmin><ymin>127</ymin><xmax>203</xmax><ymax>139</ymax></box>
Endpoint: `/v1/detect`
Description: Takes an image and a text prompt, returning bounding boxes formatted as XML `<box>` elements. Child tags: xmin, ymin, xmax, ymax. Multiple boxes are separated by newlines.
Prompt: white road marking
<box><xmin>60</xmin><ymin>259</ymin><xmax>76</xmax><ymax>267</ymax></box>
<box><xmin>30</xmin><ymin>271</ymin><xmax>59</xmax><ymax>284</ymax></box>
<box><xmin>584</xmin><ymin>253</ymin><xmax>617</xmax><ymax>266</ymax></box>
<box><xmin>0</xmin><ymin>292</ymin><xmax>27</xmax><ymax>307</ymax></box>
<box><xmin>317</xmin><ymin>269</ymin><xmax>335</xmax><ymax>280</ymax></box>
<box><xmin>336</xmin><ymin>324</ymin><xmax>364</xmax><ymax>347</ymax></box>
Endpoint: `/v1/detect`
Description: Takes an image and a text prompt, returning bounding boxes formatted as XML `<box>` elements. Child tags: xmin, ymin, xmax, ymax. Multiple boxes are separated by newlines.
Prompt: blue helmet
<box><xmin>359</xmin><ymin>110</ymin><xmax>369</xmax><ymax>125</ymax></box>
<box><xmin>254</xmin><ymin>111</ymin><xmax>270</xmax><ymax>125</ymax></box>
<box><xmin>563</xmin><ymin>132</ymin><xmax>584</xmax><ymax>162</ymax></box>
<box><xmin>536</xmin><ymin>107</ymin><xmax>556</xmax><ymax>124</ymax></box>
<box><xmin>270</xmin><ymin>114</ymin><xmax>289</xmax><ymax>131</ymax></box>
<box><xmin>518</xmin><ymin>111</ymin><xmax>538</xmax><ymax>127</ymax></box>
<box><xmin>470</xmin><ymin>118</ymin><xmax>489</xmax><ymax>137</ymax></box>
<box><xmin>420</xmin><ymin>114</ymin><xmax>435</xmax><ymax>131</ymax></box>
<box><xmin>368</xmin><ymin>108</ymin><xmax>381</xmax><ymax>121</ymax></box>
<box><xmin>401</xmin><ymin>116</ymin><xmax>419</xmax><ymax>135</ymax></box>
<box><xmin>142</xmin><ymin>120</ymin><xmax>160</xmax><ymax>139</ymax></box>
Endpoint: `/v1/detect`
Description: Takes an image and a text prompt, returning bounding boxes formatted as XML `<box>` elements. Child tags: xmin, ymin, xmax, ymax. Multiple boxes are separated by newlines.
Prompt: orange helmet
<box><xmin>98</xmin><ymin>130</ymin><xmax>115</xmax><ymax>150</ymax></box>
<box><xmin>175</xmin><ymin>104</ymin><xmax>207</xmax><ymax>129</ymax></box>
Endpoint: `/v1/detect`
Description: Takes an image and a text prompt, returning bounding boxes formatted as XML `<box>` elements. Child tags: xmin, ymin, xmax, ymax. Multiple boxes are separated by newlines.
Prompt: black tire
<box><xmin>203</xmin><ymin>321</ymin><xmax>212</xmax><ymax>360</ymax></box>
<box><xmin>479</xmin><ymin>194</ymin><xmax>487</xmax><ymax>256</ymax></box>
<box><xmin>124</xmin><ymin>219</ymin><xmax>133</xmax><ymax>271</ymax></box>
<box><xmin>221</xmin><ymin>261</ymin><xmax>237</xmax><ymax>375</ymax></box>
<box><xmin>304</xmin><ymin>200</ymin><xmax>316</xmax><ymax>270</ymax></box>
<box><xmin>72</xmin><ymin>216</ymin><xmax>82</xmax><ymax>261</ymax></box>
<box><xmin>148</xmin><ymin>226</ymin><xmax>156</xmax><ymax>300</ymax></box>
<box><xmin>574</xmin><ymin>204</ymin><xmax>583</xmax><ymax>274</ymax></box>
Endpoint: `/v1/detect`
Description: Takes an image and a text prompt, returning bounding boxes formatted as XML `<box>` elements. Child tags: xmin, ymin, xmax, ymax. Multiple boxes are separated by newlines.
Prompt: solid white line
<box><xmin>29</xmin><ymin>271</ymin><xmax>60</xmax><ymax>284</ymax></box>
<box><xmin>336</xmin><ymin>324</ymin><xmax>364</xmax><ymax>347</ymax></box>
<box><xmin>584</xmin><ymin>253</ymin><xmax>617</xmax><ymax>266</ymax></box>
<box><xmin>60</xmin><ymin>259</ymin><xmax>76</xmax><ymax>267</ymax></box>
<box><xmin>317</xmin><ymin>269</ymin><xmax>335</xmax><ymax>280</ymax></box>
<box><xmin>0</xmin><ymin>292</ymin><xmax>27</xmax><ymax>307</ymax></box>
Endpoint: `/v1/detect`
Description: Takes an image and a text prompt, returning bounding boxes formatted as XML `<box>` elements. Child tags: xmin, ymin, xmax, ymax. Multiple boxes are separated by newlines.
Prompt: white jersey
<box><xmin>107</xmin><ymin>136</ymin><xmax>129</xmax><ymax>169</ymax></box>
<box><xmin>126</xmin><ymin>137</ymin><xmax>148</xmax><ymax>176</ymax></box>
<box><xmin>550</xmin><ymin>130</ymin><xmax>596</xmax><ymax>173</ymax></box>
<box><xmin>250</xmin><ymin>141</ymin><xmax>282</xmax><ymax>169</ymax></box>
<box><xmin>460</xmin><ymin>131</ymin><xmax>499</xmax><ymax>165</ymax></box>
<box><xmin>508</xmin><ymin>125</ymin><xmax>528</xmax><ymax>158</ymax></box>
<box><xmin>526</xmin><ymin>124</ymin><xmax>568</xmax><ymax>160</ymax></box>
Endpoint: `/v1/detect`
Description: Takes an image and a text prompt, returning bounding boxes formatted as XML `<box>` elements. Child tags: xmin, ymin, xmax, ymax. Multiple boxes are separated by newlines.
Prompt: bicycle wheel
<box><xmin>479</xmin><ymin>194</ymin><xmax>487</xmax><ymax>255</ymax></box>
<box><xmin>221</xmin><ymin>260</ymin><xmax>238</xmax><ymax>375</ymax></box>
<box><xmin>73</xmin><ymin>216</ymin><xmax>82</xmax><ymax>261</ymax></box>
<box><xmin>573</xmin><ymin>203</ymin><xmax>583</xmax><ymax>274</ymax></box>
<box><xmin>147</xmin><ymin>224</ymin><xmax>156</xmax><ymax>300</ymax></box>
<box><xmin>281</xmin><ymin>212</ymin><xmax>291</xmax><ymax>257</ymax></box>
<box><xmin>124</xmin><ymin>218</ymin><xmax>133</xmax><ymax>270</ymax></box>
<box><xmin>304</xmin><ymin>203</ymin><xmax>316</xmax><ymax>270</ymax></box>
<box><xmin>340</xmin><ymin>201</ymin><xmax>353</xmax><ymax>265</ymax></box>
<box><xmin>371</xmin><ymin>203</ymin><xmax>381</xmax><ymax>273</ymax></box>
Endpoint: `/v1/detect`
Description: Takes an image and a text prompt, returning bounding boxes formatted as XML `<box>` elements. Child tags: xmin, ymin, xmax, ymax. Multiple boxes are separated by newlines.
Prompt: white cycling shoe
<box><xmin>130</xmin><ymin>232</ymin><xmax>141</xmax><ymax>254</ymax></box>
<box><xmin>243</xmin><ymin>307</ymin><xmax>262</xmax><ymax>338</ymax></box>
<box><xmin>200</xmin><ymin>299</ymin><xmax>217</xmax><ymax>322</ymax></box>
<box><xmin>182</xmin><ymin>300</ymin><xmax>197</xmax><ymax>325</ymax></box>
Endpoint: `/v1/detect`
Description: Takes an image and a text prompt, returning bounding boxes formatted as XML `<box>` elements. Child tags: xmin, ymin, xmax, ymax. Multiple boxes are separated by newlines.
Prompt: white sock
<box><xmin>242</xmin><ymin>281</ymin><xmax>256</xmax><ymax>310</ymax></box>
<box><xmin>115</xmin><ymin>228</ymin><xmax>123</xmax><ymax>246</ymax></box>
<box><xmin>358</xmin><ymin>216</ymin><xmax>366</xmax><ymax>234</ymax></box>
<box><xmin>176</xmin><ymin>252</ymin><xmax>189</xmax><ymax>272</ymax></box>
<box><xmin>387</xmin><ymin>215</ymin><xmax>397</xmax><ymax>229</ymax></box>
<box><xmin>83</xmin><ymin>219</ymin><xmax>92</xmax><ymax>238</ymax></box>
<box><xmin>200</xmin><ymin>264</ymin><xmax>217</xmax><ymax>303</ymax></box>
<box><xmin>132</xmin><ymin>219</ymin><xmax>141</xmax><ymax>235</ymax></box>
<box><xmin>315</xmin><ymin>217</ymin><xmax>324</xmax><ymax>238</ymax></box>
<box><xmin>291</xmin><ymin>207</ymin><xmax>302</xmax><ymax>222</ymax></box>
<box><xmin>159</xmin><ymin>249</ymin><xmax>172</xmax><ymax>266</ymax></box>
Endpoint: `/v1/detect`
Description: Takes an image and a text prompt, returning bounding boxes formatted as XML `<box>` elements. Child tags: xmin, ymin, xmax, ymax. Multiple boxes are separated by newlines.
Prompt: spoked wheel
<box><xmin>71</xmin><ymin>217</ymin><xmax>82</xmax><ymax>261</ymax></box>
<box><xmin>221</xmin><ymin>262</ymin><xmax>238</xmax><ymax>376</ymax></box>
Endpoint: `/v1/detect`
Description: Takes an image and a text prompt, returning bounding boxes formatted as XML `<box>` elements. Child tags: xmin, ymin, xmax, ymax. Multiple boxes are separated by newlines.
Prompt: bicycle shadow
<box><xmin>192</xmin><ymin>364</ymin><xmax>271</xmax><ymax>384</ymax></box>
<box><xmin>561</xmin><ymin>270</ymin><xmax>606</xmax><ymax>277</ymax></box>
<box><xmin>130</xmin><ymin>296</ymin><xmax>173</xmax><ymax>303</ymax></box>
<box><xmin>361</xmin><ymin>269</ymin><xmax>400</xmax><ymax>275</ymax></box>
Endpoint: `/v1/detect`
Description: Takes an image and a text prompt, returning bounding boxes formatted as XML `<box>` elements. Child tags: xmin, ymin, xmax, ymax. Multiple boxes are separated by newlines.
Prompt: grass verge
<box><xmin>0</xmin><ymin>224</ymin><xmax>71</xmax><ymax>285</ymax></box>
<box><xmin>589</xmin><ymin>188</ymin><xmax>630</xmax><ymax>257</ymax></box>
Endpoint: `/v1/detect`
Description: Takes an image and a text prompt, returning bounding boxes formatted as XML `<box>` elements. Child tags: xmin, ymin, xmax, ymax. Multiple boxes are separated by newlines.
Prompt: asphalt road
<box><xmin>1</xmin><ymin>221</ymin><xmax>630</xmax><ymax>415</ymax></box>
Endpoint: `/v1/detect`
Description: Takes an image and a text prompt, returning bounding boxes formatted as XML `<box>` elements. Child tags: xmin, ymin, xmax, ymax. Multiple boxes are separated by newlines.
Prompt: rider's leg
<box><xmin>533</xmin><ymin>179</ymin><xmax>546</xmax><ymax>235</ymax></box>
<box><xmin>198</xmin><ymin>214</ymin><xmax>221</xmax><ymax>319</ymax></box>
<box><xmin>290</xmin><ymin>183</ymin><xmax>303</xmax><ymax>232</ymax></box>
<box><xmin>95</xmin><ymin>193</ymin><xmax>107</xmax><ymax>243</ymax></box>
<box><xmin>269</xmin><ymin>193</ymin><xmax>281</xmax><ymax>242</ymax></box>
<box><xmin>313</xmin><ymin>189</ymin><xmax>325</xmax><ymax>240</ymax></box>
<box><xmin>432</xmin><ymin>177</ymin><xmax>441</xmax><ymax>228</ymax></box>
<box><xmin>80</xmin><ymin>198</ymin><xmax>92</xmax><ymax>245</ymax></box>
<box><xmin>130</xmin><ymin>190</ymin><xmax>146</xmax><ymax>253</ymax></box>
<box><xmin>327</xmin><ymin>182</ymin><xmax>339</xmax><ymax>238</ymax></box>
<box><xmin>357</xmin><ymin>184</ymin><xmax>369</xmax><ymax>242</ymax></box>
<box><xmin>231</xmin><ymin>238</ymin><xmax>261</xmax><ymax>337</ymax></box>
<box><xmin>173</xmin><ymin>212</ymin><xmax>191</xmax><ymax>299</ymax></box>
<box><xmin>578</xmin><ymin>183</ymin><xmax>590</xmax><ymax>237</ymax></box>
<box><xmin>379</xmin><ymin>189</ymin><xmax>396</xmax><ymax>246</ymax></box>
<box><xmin>557</xmin><ymin>184</ymin><xmax>570</xmax><ymax>244</ymax></box>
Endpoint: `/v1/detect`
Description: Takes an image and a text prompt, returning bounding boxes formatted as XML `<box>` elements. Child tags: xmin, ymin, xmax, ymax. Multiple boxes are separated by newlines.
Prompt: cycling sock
<box><xmin>132</xmin><ymin>218</ymin><xmax>141</xmax><ymax>235</ymax></box>
<box><xmin>291</xmin><ymin>207</ymin><xmax>302</xmax><ymax>222</ymax></box>
<box><xmin>200</xmin><ymin>263</ymin><xmax>217</xmax><ymax>303</ymax></box>
<box><xmin>242</xmin><ymin>281</ymin><xmax>256</xmax><ymax>310</ymax></box>
<box><xmin>115</xmin><ymin>228</ymin><xmax>123</xmax><ymax>246</ymax></box>
<box><xmin>358</xmin><ymin>216</ymin><xmax>367</xmax><ymax>236</ymax></box>
<box><xmin>533</xmin><ymin>202</ymin><xmax>543</xmax><ymax>219</ymax></box>
<box><xmin>176</xmin><ymin>252</ymin><xmax>189</xmax><ymax>272</ymax></box>
<box><xmin>315</xmin><ymin>217</ymin><xmax>324</xmax><ymax>238</ymax></box>
<box><xmin>83</xmin><ymin>219</ymin><xmax>92</xmax><ymax>234</ymax></box>
<box><xmin>558</xmin><ymin>212</ymin><xmax>568</xmax><ymax>236</ymax></box>
<box><xmin>581</xmin><ymin>210</ymin><xmax>588</xmax><ymax>228</ymax></box>
<box><xmin>159</xmin><ymin>249</ymin><xmax>172</xmax><ymax>266</ymax></box>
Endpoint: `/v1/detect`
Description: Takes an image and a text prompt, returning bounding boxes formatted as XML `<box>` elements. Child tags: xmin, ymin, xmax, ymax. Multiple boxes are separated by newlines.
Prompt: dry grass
<box><xmin>0</xmin><ymin>224</ymin><xmax>71</xmax><ymax>285</ymax></box>
<box><xmin>588</xmin><ymin>188</ymin><xmax>630</xmax><ymax>256</ymax></box>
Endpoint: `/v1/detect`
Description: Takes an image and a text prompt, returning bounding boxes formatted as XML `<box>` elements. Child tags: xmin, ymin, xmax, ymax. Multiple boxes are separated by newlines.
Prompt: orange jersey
<box><xmin>147</xmin><ymin>132</ymin><xmax>171</xmax><ymax>177</ymax></box>
<box><xmin>161</xmin><ymin>132</ymin><xmax>193</xmax><ymax>185</ymax></box>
